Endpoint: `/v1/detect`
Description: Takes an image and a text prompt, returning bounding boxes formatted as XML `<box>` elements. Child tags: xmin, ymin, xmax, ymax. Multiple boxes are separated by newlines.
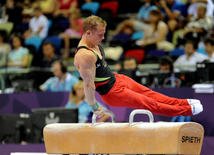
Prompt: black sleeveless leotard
<box><xmin>75</xmin><ymin>45</ymin><xmax>116</xmax><ymax>95</ymax></box>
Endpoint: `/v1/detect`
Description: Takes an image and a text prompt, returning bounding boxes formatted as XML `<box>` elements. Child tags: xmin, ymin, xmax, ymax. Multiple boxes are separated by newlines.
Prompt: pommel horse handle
<box><xmin>129</xmin><ymin>110</ymin><xmax>154</xmax><ymax>126</ymax></box>
<box><xmin>92</xmin><ymin>110</ymin><xmax>116</xmax><ymax>126</ymax></box>
<box><xmin>91</xmin><ymin>109</ymin><xmax>153</xmax><ymax>126</ymax></box>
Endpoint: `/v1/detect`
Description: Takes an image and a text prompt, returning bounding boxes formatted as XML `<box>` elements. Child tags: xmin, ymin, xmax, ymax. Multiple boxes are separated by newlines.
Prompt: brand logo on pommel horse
<box><xmin>181</xmin><ymin>136</ymin><xmax>201</xmax><ymax>143</ymax></box>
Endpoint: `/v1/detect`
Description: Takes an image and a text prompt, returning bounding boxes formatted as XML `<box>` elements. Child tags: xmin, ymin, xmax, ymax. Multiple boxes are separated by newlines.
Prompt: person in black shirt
<box><xmin>40</xmin><ymin>42</ymin><xmax>61</xmax><ymax>68</ymax></box>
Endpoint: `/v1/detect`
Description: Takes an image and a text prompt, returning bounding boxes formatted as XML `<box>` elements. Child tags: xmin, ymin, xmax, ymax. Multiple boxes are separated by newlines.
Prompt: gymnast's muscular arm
<box><xmin>74</xmin><ymin>49</ymin><xmax>105</xmax><ymax>118</ymax></box>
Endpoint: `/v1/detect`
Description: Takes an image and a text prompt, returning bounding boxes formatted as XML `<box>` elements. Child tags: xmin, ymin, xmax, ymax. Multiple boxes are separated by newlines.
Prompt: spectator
<box><xmin>0</xmin><ymin>30</ymin><xmax>11</xmax><ymax>67</ymax></box>
<box><xmin>159</xmin><ymin>56</ymin><xmax>174</xmax><ymax>73</ymax></box>
<box><xmin>204</xmin><ymin>38</ymin><xmax>214</xmax><ymax>62</ymax></box>
<box><xmin>40</xmin><ymin>42</ymin><xmax>61</xmax><ymax>68</ymax></box>
<box><xmin>188</xmin><ymin>0</ymin><xmax>214</xmax><ymax>20</ymax></box>
<box><xmin>2</xmin><ymin>0</ymin><xmax>23</xmax><ymax>26</ymax></box>
<box><xmin>157</xmin><ymin>56</ymin><xmax>180</xmax><ymax>88</ymax></box>
<box><xmin>177</xmin><ymin>3</ymin><xmax>213</xmax><ymax>47</ymax></box>
<box><xmin>123</xmin><ymin>57</ymin><xmax>138</xmax><ymax>70</ymax></box>
<box><xmin>65</xmin><ymin>80</ymin><xmax>110</xmax><ymax>123</ymax></box>
<box><xmin>32</xmin><ymin>0</ymin><xmax>58</xmax><ymax>18</ymax></box>
<box><xmin>53</xmin><ymin>0</ymin><xmax>78</xmax><ymax>19</ymax></box>
<box><xmin>7</xmin><ymin>34</ymin><xmax>29</xmax><ymax>68</ymax></box>
<box><xmin>40</xmin><ymin>60</ymin><xmax>79</xmax><ymax>92</ymax></box>
<box><xmin>59</xmin><ymin>9</ymin><xmax>83</xmax><ymax>58</ymax></box>
<box><xmin>114</xmin><ymin>0</ymin><xmax>158</xmax><ymax>35</ymax></box>
<box><xmin>174</xmin><ymin>40</ymin><xmax>208</xmax><ymax>70</ymax></box>
<box><xmin>20</xmin><ymin>0</ymin><xmax>58</xmax><ymax>22</ymax></box>
<box><xmin>159</xmin><ymin>0</ymin><xmax>187</xmax><ymax>32</ymax></box>
<box><xmin>136</xmin><ymin>9</ymin><xmax>173</xmax><ymax>52</ymax></box>
<box><xmin>183</xmin><ymin>3</ymin><xmax>213</xmax><ymax>42</ymax></box>
<box><xmin>23</xmin><ymin>6</ymin><xmax>48</xmax><ymax>39</ymax></box>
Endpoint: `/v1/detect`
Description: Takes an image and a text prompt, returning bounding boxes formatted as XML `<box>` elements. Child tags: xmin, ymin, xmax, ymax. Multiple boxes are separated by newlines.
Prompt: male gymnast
<box><xmin>74</xmin><ymin>15</ymin><xmax>203</xmax><ymax>118</ymax></box>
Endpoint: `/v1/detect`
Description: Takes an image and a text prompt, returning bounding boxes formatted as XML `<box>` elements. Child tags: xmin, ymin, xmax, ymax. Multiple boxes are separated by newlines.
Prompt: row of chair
<box><xmin>81</xmin><ymin>1</ymin><xmax>119</xmax><ymax>18</ymax></box>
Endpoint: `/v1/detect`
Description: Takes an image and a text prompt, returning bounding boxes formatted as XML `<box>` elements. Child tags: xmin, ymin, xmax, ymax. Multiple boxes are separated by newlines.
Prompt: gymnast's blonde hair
<box><xmin>83</xmin><ymin>15</ymin><xmax>107</xmax><ymax>34</ymax></box>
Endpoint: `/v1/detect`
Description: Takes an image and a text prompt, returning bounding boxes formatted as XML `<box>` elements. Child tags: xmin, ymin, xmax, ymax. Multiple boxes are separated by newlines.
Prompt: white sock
<box><xmin>191</xmin><ymin>104</ymin><xmax>203</xmax><ymax>115</ymax></box>
<box><xmin>187</xmin><ymin>99</ymin><xmax>201</xmax><ymax>105</ymax></box>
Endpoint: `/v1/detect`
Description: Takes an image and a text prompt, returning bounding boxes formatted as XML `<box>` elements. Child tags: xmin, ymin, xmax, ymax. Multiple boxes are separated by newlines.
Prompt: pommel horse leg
<box><xmin>43</xmin><ymin>110</ymin><xmax>204</xmax><ymax>155</ymax></box>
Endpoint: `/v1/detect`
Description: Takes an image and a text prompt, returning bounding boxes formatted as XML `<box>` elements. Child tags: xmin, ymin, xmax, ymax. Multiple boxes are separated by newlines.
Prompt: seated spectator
<box><xmin>20</xmin><ymin>0</ymin><xmax>58</xmax><ymax>22</ymax></box>
<box><xmin>19</xmin><ymin>0</ymin><xmax>35</xmax><ymax>22</ymax></box>
<box><xmin>7</xmin><ymin>34</ymin><xmax>29</xmax><ymax>68</ymax></box>
<box><xmin>204</xmin><ymin>38</ymin><xmax>214</xmax><ymax>62</ymax></box>
<box><xmin>159</xmin><ymin>0</ymin><xmax>187</xmax><ymax>32</ymax></box>
<box><xmin>174</xmin><ymin>40</ymin><xmax>208</xmax><ymax>70</ymax></box>
<box><xmin>40</xmin><ymin>42</ymin><xmax>61</xmax><ymax>68</ymax></box>
<box><xmin>114</xmin><ymin>0</ymin><xmax>158</xmax><ymax>35</ymax></box>
<box><xmin>23</xmin><ymin>6</ymin><xmax>48</xmax><ymax>39</ymax></box>
<box><xmin>0</xmin><ymin>30</ymin><xmax>11</xmax><ymax>67</ymax></box>
<box><xmin>159</xmin><ymin>56</ymin><xmax>174</xmax><ymax>73</ymax></box>
<box><xmin>123</xmin><ymin>57</ymin><xmax>138</xmax><ymax>70</ymax></box>
<box><xmin>65</xmin><ymin>80</ymin><xmax>110</xmax><ymax>123</ymax></box>
<box><xmin>136</xmin><ymin>9</ymin><xmax>173</xmax><ymax>53</ymax></box>
<box><xmin>40</xmin><ymin>60</ymin><xmax>79</xmax><ymax>92</ymax></box>
<box><xmin>2</xmin><ymin>0</ymin><xmax>23</xmax><ymax>26</ymax></box>
<box><xmin>32</xmin><ymin>0</ymin><xmax>58</xmax><ymax>18</ymax></box>
<box><xmin>188</xmin><ymin>0</ymin><xmax>214</xmax><ymax>21</ymax></box>
<box><xmin>178</xmin><ymin>3</ymin><xmax>213</xmax><ymax>47</ymax></box>
<box><xmin>59</xmin><ymin>9</ymin><xmax>83</xmax><ymax>58</ymax></box>
<box><xmin>118</xmin><ymin>57</ymin><xmax>138</xmax><ymax>80</ymax></box>
<box><xmin>53</xmin><ymin>0</ymin><xmax>78</xmax><ymax>19</ymax></box>
<box><xmin>156</xmin><ymin>56</ymin><xmax>180</xmax><ymax>88</ymax></box>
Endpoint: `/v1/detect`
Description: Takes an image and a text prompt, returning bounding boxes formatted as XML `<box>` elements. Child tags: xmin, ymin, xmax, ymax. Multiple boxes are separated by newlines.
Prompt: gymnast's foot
<box><xmin>187</xmin><ymin>99</ymin><xmax>203</xmax><ymax>115</ymax></box>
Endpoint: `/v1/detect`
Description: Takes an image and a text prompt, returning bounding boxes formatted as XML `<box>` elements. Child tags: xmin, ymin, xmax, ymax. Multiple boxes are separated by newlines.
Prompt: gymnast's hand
<box><xmin>94</xmin><ymin>106</ymin><xmax>105</xmax><ymax>118</ymax></box>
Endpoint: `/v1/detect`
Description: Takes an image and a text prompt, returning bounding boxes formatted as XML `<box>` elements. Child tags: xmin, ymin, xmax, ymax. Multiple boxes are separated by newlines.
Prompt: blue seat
<box><xmin>147</xmin><ymin>49</ymin><xmax>165</xmax><ymax>58</ymax></box>
<box><xmin>44</xmin><ymin>36</ymin><xmax>62</xmax><ymax>54</ymax></box>
<box><xmin>171</xmin><ymin>116</ymin><xmax>191</xmax><ymax>122</ymax></box>
<box><xmin>169</xmin><ymin>48</ymin><xmax>185</xmax><ymax>56</ymax></box>
<box><xmin>113</xmin><ymin>33</ymin><xmax>131</xmax><ymax>43</ymax></box>
<box><xmin>25</xmin><ymin>36</ymin><xmax>43</xmax><ymax>53</ymax></box>
<box><xmin>131</xmin><ymin>31</ymin><xmax>144</xmax><ymax>40</ymax></box>
<box><xmin>197</xmin><ymin>47</ymin><xmax>207</xmax><ymax>56</ymax></box>
<box><xmin>16</xmin><ymin>22</ymin><xmax>29</xmax><ymax>31</ymax></box>
<box><xmin>47</xmin><ymin>19</ymin><xmax>53</xmax><ymax>36</ymax></box>
<box><xmin>81</xmin><ymin>2</ymin><xmax>100</xmax><ymax>15</ymax></box>
<box><xmin>54</xmin><ymin>19</ymin><xmax>70</xmax><ymax>29</ymax></box>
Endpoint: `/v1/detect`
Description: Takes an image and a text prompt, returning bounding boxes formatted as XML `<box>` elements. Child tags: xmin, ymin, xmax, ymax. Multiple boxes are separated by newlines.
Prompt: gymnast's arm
<box><xmin>74</xmin><ymin>49</ymin><xmax>105</xmax><ymax>118</ymax></box>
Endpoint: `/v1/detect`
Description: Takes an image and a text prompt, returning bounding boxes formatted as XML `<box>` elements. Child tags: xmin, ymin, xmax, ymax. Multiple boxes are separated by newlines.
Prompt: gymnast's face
<box><xmin>89</xmin><ymin>25</ymin><xmax>105</xmax><ymax>46</ymax></box>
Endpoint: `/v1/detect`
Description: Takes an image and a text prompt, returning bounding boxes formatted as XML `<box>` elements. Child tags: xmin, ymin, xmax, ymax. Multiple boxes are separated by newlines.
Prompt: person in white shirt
<box><xmin>188</xmin><ymin>0</ymin><xmax>214</xmax><ymax>20</ymax></box>
<box><xmin>204</xmin><ymin>38</ymin><xmax>214</xmax><ymax>62</ymax></box>
<box><xmin>174</xmin><ymin>40</ymin><xmax>208</xmax><ymax>70</ymax></box>
<box><xmin>23</xmin><ymin>6</ymin><xmax>48</xmax><ymax>39</ymax></box>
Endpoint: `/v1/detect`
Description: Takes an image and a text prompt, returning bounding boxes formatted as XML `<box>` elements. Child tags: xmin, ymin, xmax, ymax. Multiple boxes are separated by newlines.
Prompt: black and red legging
<box><xmin>100</xmin><ymin>73</ymin><xmax>192</xmax><ymax>117</ymax></box>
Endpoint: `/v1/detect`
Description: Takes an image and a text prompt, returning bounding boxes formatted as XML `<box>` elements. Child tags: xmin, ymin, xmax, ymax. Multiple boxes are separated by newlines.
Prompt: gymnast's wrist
<box><xmin>91</xmin><ymin>102</ymin><xmax>99</xmax><ymax>111</ymax></box>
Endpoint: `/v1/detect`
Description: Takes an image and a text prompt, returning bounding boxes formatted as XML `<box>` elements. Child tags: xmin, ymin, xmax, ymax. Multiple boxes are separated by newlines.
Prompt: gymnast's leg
<box><xmin>101</xmin><ymin>74</ymin><xmax>203</xmax><ymax>116</ymax></box>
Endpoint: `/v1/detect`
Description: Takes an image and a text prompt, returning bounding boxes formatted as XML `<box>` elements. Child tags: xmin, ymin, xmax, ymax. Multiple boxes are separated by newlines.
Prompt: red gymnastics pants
<box><xmin>100</xmin><ymin>73</ymin><xmax>192</xmax><ymax>117</ymax></box>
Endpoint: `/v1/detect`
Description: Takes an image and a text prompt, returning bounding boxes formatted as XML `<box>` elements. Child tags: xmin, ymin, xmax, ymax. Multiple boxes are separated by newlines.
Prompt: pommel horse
<box><xmin>43</xmin><ymin>110</ymin><xmax>204</xmax><ymax>155</ymax></box>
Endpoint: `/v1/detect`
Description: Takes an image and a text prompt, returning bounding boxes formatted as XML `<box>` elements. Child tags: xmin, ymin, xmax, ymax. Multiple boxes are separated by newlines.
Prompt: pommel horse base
<box><xmin>43</xmin><ymin>110</ymin><xmax>204</xmax><ymax>155</ymax></box>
